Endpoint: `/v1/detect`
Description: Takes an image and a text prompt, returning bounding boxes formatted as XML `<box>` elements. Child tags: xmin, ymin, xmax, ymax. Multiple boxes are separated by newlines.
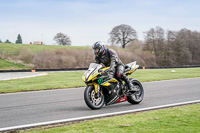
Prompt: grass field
<box><xmin>0</xmin><ymin>59</ymin><xmax>28</xmax><ymax>70</ymax></box>
<box><xmin>0</xmin><ymin>43</ymin><xmax>89</xmax><ymax>53</ymax></box>
<box><xmin>0</xmin><ymin>67</ymin><xmax>200</xmax><ymax>93</ymax></box>
<box><xmin>20</xmin><ymin>103</ymin><xmax>200</xmax><ymax>133</ymax></box>
<box><xmin>0</xmin><ymin>43</ymin><xmax>90</xmax><ymax>70</ymax></box>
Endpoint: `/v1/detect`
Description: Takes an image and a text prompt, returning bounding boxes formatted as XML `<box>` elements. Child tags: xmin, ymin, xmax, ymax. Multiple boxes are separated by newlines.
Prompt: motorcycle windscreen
<box><xmin>89</xmin><ymin>63</ymin><xmax>102</xmax><ymax>70</ymax></box>
<box><xmin>85</xmin><ymin>63</ymin><xmax>102</xmax><ymax>82</ymax></box>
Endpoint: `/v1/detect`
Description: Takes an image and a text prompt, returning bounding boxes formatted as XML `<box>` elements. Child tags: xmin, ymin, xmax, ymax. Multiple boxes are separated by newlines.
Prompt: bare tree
<box><xmin>54</xmin><ymin>32</ymin><xmax>71</xmax><ymax>46</ymax></box>
<box><xmin>174</xmin><ymin>29</ymin><xmax>193</xmax><ymax>65</ymax></box>
<box><xmin>192</xmin><ymin>31</ymin><xmax>200</xmax><ymax>64</ymax></box>
<box><xmin>144</xmin><ymin>26</ymin><xmax>165</xmax><ymax>66</ymax></box>
<box><xmin>165</xmin><ymin>30</ymin><xmax>177</xmax><ymax>66</ymax></box>
<box><xmin>109</xmin><ymin>24</ymin><xmax>137</xmax><ymax>48</ymax></box>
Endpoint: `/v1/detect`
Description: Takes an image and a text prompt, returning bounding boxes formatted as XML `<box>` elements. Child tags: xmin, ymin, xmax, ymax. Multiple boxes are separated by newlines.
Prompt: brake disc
<box><xmin>91</xmin><ymin>90</ymin><xmax>101</xmax><ymax>104</ymax></box>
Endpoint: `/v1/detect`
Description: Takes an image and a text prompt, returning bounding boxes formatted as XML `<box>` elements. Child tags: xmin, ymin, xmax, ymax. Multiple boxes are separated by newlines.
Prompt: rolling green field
<box><xmin>20</xmin><ymin>103</ymin><xmax>200</xmax><ymax>133</ymax></box>
<box><xmin>0</xmin><ymin>59</ymin><xmax>28</xmax><ymax>70</ymax></box>
<box><xmin>0</xmin><ymin>67</ymin><xmax>200</xmax><ymax>93</ymax></box>
<box><xmin>0</xmin><ymin>43</ymin><xmax>89</xmax><ymax>53</ymax></box>
<box><xmin>0</xmin><ymin>43</ymin><xmax>90</xmax><ymax>70</ymax></box>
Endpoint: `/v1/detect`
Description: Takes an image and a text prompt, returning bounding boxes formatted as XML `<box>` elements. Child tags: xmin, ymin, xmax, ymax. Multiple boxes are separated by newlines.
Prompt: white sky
<box><xmin>0</xmin><ymin>0</ymin><xmax>200</xmax><ymax>46</ymax></box>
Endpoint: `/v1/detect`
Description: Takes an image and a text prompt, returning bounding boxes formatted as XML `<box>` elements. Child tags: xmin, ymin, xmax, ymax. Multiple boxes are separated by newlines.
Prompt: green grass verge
<box><xmin>0</xmin><ymin>67</ymin><xmax>200</xmax><ymax>93</ymax></box>
<box><xmin>20</xmin><ymin>103</ymin><xmax>200</xmax><ymax>133</ymax></box>
<box><xmin>0</xmin><ymin>59</ymin><xmax>28</xmax><ymax>70</ymax></box>
<box><xmin>131</xmin><ymin>67</ymin><xmax>200</xmax><ymax>82</ymax></box>
<box><xmin>0</xmin><ymin>71</ymin><xmax>85</xmax><ymax>93</ymax></box>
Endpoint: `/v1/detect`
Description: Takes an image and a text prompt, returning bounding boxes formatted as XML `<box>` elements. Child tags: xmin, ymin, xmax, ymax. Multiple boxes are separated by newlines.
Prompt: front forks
<box><xmin>93</xmin><ymin>83</ymin><xmax>100</xmax><ymax>98</ymax></box>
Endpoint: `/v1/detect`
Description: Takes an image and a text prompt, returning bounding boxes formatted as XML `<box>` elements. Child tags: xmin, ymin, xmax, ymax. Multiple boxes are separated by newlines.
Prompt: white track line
<box><xmin>0</xmin><ymin>100</ymin><xmax>199</xmax><ymax>132</ymax></box>
<box><xmin>0</xmin><ymin>72</ymin><xmax>48</xmax><ymax>81</ymax></box>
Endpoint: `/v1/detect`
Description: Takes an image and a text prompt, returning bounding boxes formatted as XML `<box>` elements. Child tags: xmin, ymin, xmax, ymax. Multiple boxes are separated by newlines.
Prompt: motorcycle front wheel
<box><xmin>84</xmin><ymin>85</ymin><xmax>105</xmax><ymax>110</ymax></box>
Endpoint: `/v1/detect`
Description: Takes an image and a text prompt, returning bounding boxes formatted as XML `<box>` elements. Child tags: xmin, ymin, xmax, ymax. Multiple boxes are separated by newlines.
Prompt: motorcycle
<box><xmin>82</xmin><ymin>61</ymin><xmax>144</xmax><ymax>110</ymax></box>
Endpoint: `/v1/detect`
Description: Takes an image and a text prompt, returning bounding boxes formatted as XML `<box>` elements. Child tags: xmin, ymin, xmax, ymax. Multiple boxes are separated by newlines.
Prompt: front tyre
<box><xmin>127</xmin><ymin>78</ymin><xmax>144</xmax><ymax>104</ymax></box>
<box><xmin>84</xmin><ymin>85</ymin><xmax>105</xmax><ymax>110</ymax></box>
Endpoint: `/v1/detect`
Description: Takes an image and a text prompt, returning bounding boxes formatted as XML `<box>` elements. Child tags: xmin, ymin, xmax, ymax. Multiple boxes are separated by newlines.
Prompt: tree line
<box><xmin>144</xmin><ymin>26</ymin><xmax>200</xmax><ymax>66</ymax></box>
<box><xmin>0</xmin><ymin>34</ymin><xmax>22</xmax><ymax>44</ymax></box>
<box><xmin>108</xmin><ymin>24</ymin><xmax>200</xmax><ymax>66</ymax></box>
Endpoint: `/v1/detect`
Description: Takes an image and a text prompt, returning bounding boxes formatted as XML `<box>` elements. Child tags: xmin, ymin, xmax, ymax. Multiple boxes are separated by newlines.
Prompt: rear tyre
<box><xmin>84</xmin><ymin>85</ymin><xmax>105</xmax><ymax>110</ymax></box>
<box><xmin>127</xmin><ymin>78</ymin><xmax>144</xmax><ymax>104</ymax></box>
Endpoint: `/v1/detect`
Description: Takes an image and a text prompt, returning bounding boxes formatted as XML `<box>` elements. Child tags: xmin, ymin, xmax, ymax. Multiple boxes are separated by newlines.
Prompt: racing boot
<box><xmin>127</xmin><ymin>81</ymin><xmax>137</xmax><ymax>93</ymax></box>
<box><xmin>122</xmin><ymin>74</ymin><xmax>137</xmax><ymax>93</ymax></box>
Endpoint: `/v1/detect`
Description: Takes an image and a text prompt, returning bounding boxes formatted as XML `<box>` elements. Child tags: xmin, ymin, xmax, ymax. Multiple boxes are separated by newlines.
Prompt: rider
<box><xmin>92</xmin><ymin>41</ymin><xmax>135</xmax><ymax>93</ymax></box>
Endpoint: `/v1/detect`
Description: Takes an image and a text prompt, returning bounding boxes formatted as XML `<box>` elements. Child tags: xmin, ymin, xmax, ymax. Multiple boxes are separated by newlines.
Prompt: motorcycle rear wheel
<box><xmin>84</xmin><ymin>85</ymin><xmax>105</xmax><ymax>110</ymax></box>
<box><xmin>127</xmin><ymin>78</ymin><xmax>144</xmax><ymax>104</ymax></box>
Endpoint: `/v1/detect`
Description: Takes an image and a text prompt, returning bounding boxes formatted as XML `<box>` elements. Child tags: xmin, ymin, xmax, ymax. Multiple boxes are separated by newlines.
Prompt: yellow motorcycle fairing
<box><xmin>101</xmin><ymin>82</ymin><xmax>111</xmax><ymax>86</ymax></box>
<box><xmin>126</xmin><ymin>68</ymin><xmax>135</xmax><ymax>74</ymax></box>
<box><xmin>84</xmin><ymin>67</ymin><xmax>114</xmax><ymax>93</ymax></box>
<box><xmin>82</xmin><ymin>69</ymin><xmax>100</xmax><ymax>83</ymax></box>
<box><xmin>83</xmin><ymin>66</ymin><xmax>111</xmax><ymax>83</ymax></box>
<box><xmin>88</xmin><ymin>82</ymin><xmax>110</xmax><ymax>95</ymax></box>
<box><xmin>101</xmin><ymin>67</ymin><xmax>110</xmax><ymax>71</ymax></box>
<box><xmin>125</xmin><ymin>61</ymin><xmax>139</xmax><ymax>75</ymax></box>
<box><xmin>87</xmin><ymin>83</ymin><xmax>99</xmax><ymax>94</ymax></box>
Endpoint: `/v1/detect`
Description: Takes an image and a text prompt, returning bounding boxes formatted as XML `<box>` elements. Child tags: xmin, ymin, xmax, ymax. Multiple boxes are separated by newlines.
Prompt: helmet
<box><xmin>92</xmin><ymin>41</ymin><xmax>106</xmax><ymax>56</ymax></box>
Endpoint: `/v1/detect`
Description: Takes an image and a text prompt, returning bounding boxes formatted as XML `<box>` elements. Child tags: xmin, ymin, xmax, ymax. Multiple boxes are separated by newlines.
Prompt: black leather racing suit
<box><xmin>95</xmin><ymin>48</ymin><xmax>132</xmax><ymax>89</ymax></box>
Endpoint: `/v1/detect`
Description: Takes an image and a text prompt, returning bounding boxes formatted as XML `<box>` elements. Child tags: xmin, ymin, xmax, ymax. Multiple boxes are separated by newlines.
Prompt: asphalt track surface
<box><xmin>0</xmin><ymin>78</ymin><xmax>200</xmax><ymax>131</ymax></box>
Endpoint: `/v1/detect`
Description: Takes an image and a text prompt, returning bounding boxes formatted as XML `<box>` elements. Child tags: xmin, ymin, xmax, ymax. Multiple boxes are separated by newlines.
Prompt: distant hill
<box><xmin>0</xmin><ymin>43</ymin><xmax>89</xmax><ymax>53</ymax></box>
<box><xmin>0</xmin><ymin>43</ymin><xmax>90</xmax><ymax>70</ymax></box>
<box><xmin>0</xmin><ymin>43</ymin><xmax>155</xmax><ymax>70</ymax></box>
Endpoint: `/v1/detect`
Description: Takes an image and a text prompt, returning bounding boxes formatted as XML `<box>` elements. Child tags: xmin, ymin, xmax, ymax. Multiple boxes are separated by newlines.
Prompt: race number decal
<box><xmin>98</xmin><ymin>78</ymin><xmax>103</xmax><ymax>84</ymax></box>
